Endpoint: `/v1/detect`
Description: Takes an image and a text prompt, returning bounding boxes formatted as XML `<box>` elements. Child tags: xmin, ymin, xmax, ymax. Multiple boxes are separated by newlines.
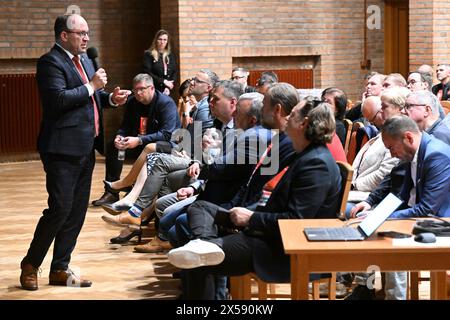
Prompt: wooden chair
<box><xmin>230</xmin><ymin>161</ymin><xmax>354</xmax><ymax>300</ymax></box>
<box><xmin>342</xmin><ymin>119</ymin><xmax>353</xmax><ymax>156</ymax></box>
<box><xmin>346</xmin><ymin>121</ymin><xmax>365</xmax><ymax>165</ymax></box>
<box><xmin>441</xmin><ymin>101</ymin><xmax>450</xmax><ymax>115</ymax></box>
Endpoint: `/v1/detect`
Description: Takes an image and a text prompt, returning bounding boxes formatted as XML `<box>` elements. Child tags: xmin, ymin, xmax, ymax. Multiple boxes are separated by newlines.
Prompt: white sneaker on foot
<box><xmin>168</xmin><ymin>239</ymin><xmax>225</xmax><ymax>269</ymax></box>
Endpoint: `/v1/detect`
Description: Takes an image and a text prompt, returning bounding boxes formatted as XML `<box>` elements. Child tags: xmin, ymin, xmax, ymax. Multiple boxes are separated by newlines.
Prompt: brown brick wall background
<box><xmin>410</xmin><ymin>0</ymin><xmax>450</xmax><ymax>73</ymax></box>
<box><xmin>0</xmin><ymin>0</ymin><xmax>160</xmax><ymax>89</ymax></box>
<box><xmin>1</xmin><ymin>0</ymin><xmax>449</xmax><ymax>101</ymax></box>
<box><xmin>174</xmin><ymin>0</ymin><xmax>387</xmax><ymax>100</ymax></box>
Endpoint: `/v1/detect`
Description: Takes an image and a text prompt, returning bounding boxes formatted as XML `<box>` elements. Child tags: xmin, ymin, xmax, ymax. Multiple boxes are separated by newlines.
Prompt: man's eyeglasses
<box><xmin>66</xmin><ymin>30</ymin><xmax>90</xmax><ymax>38</ymax></box>
<box><xmin>403</xmin><ymin>103</ymin><xmax>427</xmax><ymax>110</ymax></box>
<box><xmin>192</xmin><ymin>77</ymin><xmax>210</xmax><ymax>85</ymax></box>
<box><xmin>133</xmin><ymin>86</ymin><xmax>151</xmax><ymax>94</ymax></box>
<box><xmin>407</xmin><ymin>79</ymin><xmax>422</xmax><ymax>85</ymax></box>
<box><xmin>369</xmin><ymin>109</ymin><xmax>381</xmax><ymax>123</ymax></box>
<box><xmin>231</xmin><ymin>75</ymin><xmax>245</xmax><ymax>80</ymax></box>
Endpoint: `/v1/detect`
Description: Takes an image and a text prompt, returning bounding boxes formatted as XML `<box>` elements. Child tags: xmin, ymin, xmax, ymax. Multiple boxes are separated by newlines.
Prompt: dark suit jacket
<box><xmin>224</xmin><ymin>132</ymin><xmax>295</xmax><ymax>209</ymax></box>
<box><xmin>36</xmin><ymin>45</ymin><xmax>113</xmax><ymax>156</ymax></box>
<box><xmin>247</xmin><ymin>144</ymin><xmax>342</xmax><ymax>282</ymax></box>
<box><xmin>432</xmin><ymin>82</ymin><xmax>450</xmax><ymax>101</ymax></box>
<box><xmin>117</xmin><ymin>90</ymin><xmax>180</xmax><ymax>145</ymax></box>
<box><xmin>197</xmin><ymin>125</ymin><xmax>272</xmax><ymax>204</ymax></box>
<box><xmin>392</xmin><ymin>132</ymin><xmax>450</xmax><ymax>218</ymax></box>
<box><xmin>142</xmin><ymin>51</ymin><xmax>177</xmax><ymax>93</ymax></box>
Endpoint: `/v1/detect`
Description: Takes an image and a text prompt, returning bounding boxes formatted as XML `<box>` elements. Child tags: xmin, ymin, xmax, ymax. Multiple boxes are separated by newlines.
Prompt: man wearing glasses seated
<box><xmin>231</xmin><ymin>67</ymin><xmax>256</xmax><ymax>93</ymax></box>
<box><xmin>92</xmin><ymin>73</ymin><xmax>180</xmax><ymax>206</ymax></box>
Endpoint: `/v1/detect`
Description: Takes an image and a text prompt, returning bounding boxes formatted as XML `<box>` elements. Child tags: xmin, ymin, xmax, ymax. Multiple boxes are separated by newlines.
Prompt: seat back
<box><xmin>346</xmin><ymin>121</ymin><xmax>364</xmax><ymax>164</ymax></box>
<box><xmin>441</xmin><ymin>101</ymin><xmax>450</xmax><ymax>115</ymax></box>
<box><xmin>342</xmin><ymin>119</ymin><xmax>353</xmax><ymax>155</ymax></box>
<box><xmin>336</xmin><ymin>161</ymin><xmax>354</xmax><ymax>220</ymax></box>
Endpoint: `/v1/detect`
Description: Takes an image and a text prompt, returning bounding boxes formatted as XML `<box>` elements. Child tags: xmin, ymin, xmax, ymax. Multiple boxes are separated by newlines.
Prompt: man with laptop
<box><xmin>340</xmin><ymin>116</ymin><xmax>450</xmax><ymax>299</ymax></box>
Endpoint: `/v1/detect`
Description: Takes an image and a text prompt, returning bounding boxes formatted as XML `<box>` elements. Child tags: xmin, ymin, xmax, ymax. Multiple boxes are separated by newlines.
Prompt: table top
<box><xmin>279</xmin><ymin>218</ymin><xmax>450</xmax><ymax>255</ymax></box>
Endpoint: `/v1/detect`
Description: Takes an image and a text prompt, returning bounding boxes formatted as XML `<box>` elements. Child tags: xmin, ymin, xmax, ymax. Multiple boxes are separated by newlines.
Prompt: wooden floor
<box><xmin>0</xmin><ymin>156</ymin><xmax>180</xmax><ymax>300</ymax></box>
<box><xmin>0</xmin><ymin>155</ymin><xmax>439</xmax><ymax>300</ymax></box>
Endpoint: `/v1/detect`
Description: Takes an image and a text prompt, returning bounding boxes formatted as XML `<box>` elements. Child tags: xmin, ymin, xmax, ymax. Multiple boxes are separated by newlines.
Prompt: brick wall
<box><xmin>410</xmin><ymin>0</ymin><xmax>450</xmax><ymax>74</ymax></box>
<box><xmin>0</xmin><ymin>0</ymin><xmax>160</xmax><ymax>88</ymax></box>
<box><xmin>174</xmin><ymin>0</ymin><xmax>386</xmax><ymax>100</ymax></box>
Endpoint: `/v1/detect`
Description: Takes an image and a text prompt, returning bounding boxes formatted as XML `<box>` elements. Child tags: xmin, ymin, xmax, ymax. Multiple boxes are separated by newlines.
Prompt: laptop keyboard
<box><xmin>319</xmin><ymin>227</ymin><xmax>361</xmax><ymax>238</ymax></box>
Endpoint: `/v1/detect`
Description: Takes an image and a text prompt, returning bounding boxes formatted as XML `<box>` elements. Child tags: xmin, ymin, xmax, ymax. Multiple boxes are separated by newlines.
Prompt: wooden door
<box><xmin>384</xmin><ymin>0</ymin><xmax>409</xmax><ymax>77</ymax></box>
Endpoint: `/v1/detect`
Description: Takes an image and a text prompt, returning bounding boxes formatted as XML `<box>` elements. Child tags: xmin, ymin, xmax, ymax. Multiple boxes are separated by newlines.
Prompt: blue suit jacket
<box><xmin>36</xmin><ymin>45</ymin><xmax>113</xmax><ymax>156</ymax></box>
<box><xmin>197</xmin><ymin>125</ymin><xmax>272</xmax><ymax>204</ymax></box>
<box><xmin>392</xmin><ymin>132</ymin><xmax>450</xmax><ymax>218</ymax></box>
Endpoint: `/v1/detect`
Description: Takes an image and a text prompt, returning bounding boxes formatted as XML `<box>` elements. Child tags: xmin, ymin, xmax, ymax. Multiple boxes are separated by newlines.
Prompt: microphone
<box><xmin>87</xmin><ymin>47</ymin><xmax>99</xmax><ymax>71</ymax></box>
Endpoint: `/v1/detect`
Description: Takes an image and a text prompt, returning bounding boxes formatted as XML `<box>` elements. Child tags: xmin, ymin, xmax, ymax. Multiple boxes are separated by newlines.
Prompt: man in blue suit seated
<box><xmin>382</xmin><ymin>115</ymin><xmax>450</xmax><ymax>218</ymax></box>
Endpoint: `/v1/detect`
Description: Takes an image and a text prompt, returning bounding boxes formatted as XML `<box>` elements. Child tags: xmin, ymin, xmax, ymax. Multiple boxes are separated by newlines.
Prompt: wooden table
<box><xmin>279</xmin><ymin>219</ymin><xmax>450</xmax><ymax>300</ymax></box>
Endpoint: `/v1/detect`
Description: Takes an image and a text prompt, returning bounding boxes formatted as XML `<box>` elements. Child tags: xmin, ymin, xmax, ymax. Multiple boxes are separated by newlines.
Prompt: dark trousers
<box><xmin>183</xmin><ymin>200</ymin><xmax>256</xmax><ymax>299</ymax></box>
<box><xmin>104</xmin><ymin>139</ymin><xmax>142</xmax><ymax>182</ymax></box>
<box><xmin>182</xmin><ymin>232</ymin><xmax>256</xmax><ymax>299</ymax></box>
<box><xmin>25</xmin><ymin>151</ymin><xmax>95</xmax><ymax>271</ymax></box>
<box><xmin>187</xmin><ymin>200</ymin><xmax>223</xmax><ymax>243</ymax></box>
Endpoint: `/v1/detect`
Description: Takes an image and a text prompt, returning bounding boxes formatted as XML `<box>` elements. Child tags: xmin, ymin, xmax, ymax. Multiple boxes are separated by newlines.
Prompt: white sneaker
<box><xmin>168</xmin><ymin>239</ymin><xmax>225</xmax><ymax>269</ymax></box>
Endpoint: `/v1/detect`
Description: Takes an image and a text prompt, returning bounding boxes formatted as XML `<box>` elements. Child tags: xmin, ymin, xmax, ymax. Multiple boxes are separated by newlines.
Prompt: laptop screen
<box><xmin>358</xmin><ymin>193</ymin><xmax>403</xmax><ymax>237</ymax></box>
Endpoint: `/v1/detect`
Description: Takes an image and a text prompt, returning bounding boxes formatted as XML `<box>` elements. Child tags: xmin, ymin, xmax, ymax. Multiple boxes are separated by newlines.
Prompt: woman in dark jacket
<box><xmin>321</xmin><ymin>87</ymin><xmax>348</xmax><ymax>146</ymax></box>
<box><xmin>143</xmin><ymin>29</ymin><xmax>177</xmax><ymax>95</ymax></box>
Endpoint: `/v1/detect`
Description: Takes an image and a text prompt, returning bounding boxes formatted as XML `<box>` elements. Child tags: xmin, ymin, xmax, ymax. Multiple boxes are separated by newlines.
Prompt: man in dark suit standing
<box><xmin>20</xmin><ymin>14</ymin><xmax>130</xmax><ymax>291</ymax></box>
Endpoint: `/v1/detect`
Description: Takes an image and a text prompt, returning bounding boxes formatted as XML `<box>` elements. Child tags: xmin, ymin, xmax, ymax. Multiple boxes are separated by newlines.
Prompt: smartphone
<box><xmin>377</xmin><ymin>231</ymin><xmax>411</xmax><ymax>239</ymax></box>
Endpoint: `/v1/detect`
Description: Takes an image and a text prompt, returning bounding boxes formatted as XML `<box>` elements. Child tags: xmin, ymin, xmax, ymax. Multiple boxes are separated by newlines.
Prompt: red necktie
<box><xmin>72</xmin><ymin>56</ymin><xmax>100</xmax><ymax>137</ymax></box>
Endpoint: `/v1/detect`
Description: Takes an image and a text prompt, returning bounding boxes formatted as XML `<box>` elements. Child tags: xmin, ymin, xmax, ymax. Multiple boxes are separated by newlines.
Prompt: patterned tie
<box><xmin>72</xmin><ymin>55</ymin><xmax>99</xmax><ymax>137</ymax></box>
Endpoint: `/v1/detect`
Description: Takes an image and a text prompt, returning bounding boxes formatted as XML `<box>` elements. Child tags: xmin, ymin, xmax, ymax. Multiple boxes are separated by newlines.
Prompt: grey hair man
<box><xmin>407</xmin><ymin>71</ymin><xmax>433</xmax><ymax>92</ymax></box>
<box><xmin>231</xmin><ymin>67</ymin><xmax>256</xmax><ymax>93</ymax></box>
<box><xmin>256</xmin><ymin>71</ymin><xmax>278</xmax><ymax>94</ymax></box>
<box><xmin>403</xmin><ymin>90</ymin><xmax>450</xmax><ymax>144</ymax></box>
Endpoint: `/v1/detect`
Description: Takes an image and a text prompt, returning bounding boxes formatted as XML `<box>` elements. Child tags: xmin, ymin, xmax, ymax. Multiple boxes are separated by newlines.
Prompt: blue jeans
<box><xmin>157</xmin><ymin>195</ymin><xmax>196</xmax><ymax>242</ymax></box>
<box><xmin>167</xmin><ymin>213</ymin><xmax>193</xmax><ymax>247</ymax></box>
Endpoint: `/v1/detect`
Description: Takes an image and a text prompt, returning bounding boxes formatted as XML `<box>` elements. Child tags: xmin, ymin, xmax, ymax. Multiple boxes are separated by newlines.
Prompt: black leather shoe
<box><xmin>110</xmin><ymin>228</ymin><xmax>142</xmax><ymax>244</ymax></box>
<box><xmin>91</xmin><ymin>191</ymin><xmax>119</xmax><ymax>206</ymax></box>
<box><xmin>101</xmin><ymin>202</ymin><xmax>131</xmax><ymax>215</ymax></box>
<box><xmin>104</xmin><ymin>180</ymin><xmax>132</xmax><ymax>194</ymax></box>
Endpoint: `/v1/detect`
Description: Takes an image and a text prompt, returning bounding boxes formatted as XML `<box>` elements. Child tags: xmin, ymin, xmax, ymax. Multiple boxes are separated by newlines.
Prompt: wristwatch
<box><xmin>182</xmin><ymin>112</ymin><xmax>190</xmax><ymax>118</ymax></box>
<box><xmin>138</xmin><ymin>137</ymin><xmax>143</xmax><ymax>145</ymax></box>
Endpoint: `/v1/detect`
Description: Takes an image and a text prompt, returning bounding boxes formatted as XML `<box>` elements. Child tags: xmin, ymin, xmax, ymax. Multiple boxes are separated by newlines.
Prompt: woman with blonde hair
<box><xmin>143</xmin><ymin>29</ymin><xmax>177</xmax><ymax>95</ymax></box>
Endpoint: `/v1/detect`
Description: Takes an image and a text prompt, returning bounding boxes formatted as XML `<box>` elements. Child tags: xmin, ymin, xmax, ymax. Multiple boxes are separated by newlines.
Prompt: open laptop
<box><xmin>304</xmin><ymin>193</ymin><xmax>403</xmax><ymax>241</ymax></box>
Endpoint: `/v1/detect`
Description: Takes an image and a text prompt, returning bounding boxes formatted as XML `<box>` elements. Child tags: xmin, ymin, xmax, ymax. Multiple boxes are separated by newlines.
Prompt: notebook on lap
<box><xmin>304</xmin><ymin>193</ymin><xmax>403</xmax><ymax>241</ymax></box>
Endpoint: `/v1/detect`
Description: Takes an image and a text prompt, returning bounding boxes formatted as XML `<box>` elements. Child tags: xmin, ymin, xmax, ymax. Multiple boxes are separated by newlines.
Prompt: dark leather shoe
<box><xmin>104</xmin><ymin>180</ymin><xmax>132</xmax><ymax>194</ymax></box>
<box><xmin>20</xmin><ymin>258</ymin><xmax>39</xmax><ymax>291</ymax></box>
<box><xmin>101</xmin><ymin>202</ymin><xmax>131</xmax><ymax>215</ymax></box>
<box><xmin>49</xmin><ymin>269</ymin><xmax>92</xmax><ymax>288</ymax></box>
<box><xmin>91</xmin><ymin>191</ymin><xmax>119</xmax><ymax>206</ymax></box>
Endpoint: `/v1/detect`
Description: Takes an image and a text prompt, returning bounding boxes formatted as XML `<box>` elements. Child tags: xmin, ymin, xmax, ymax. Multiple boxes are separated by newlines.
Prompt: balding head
<box><xmin>362</xmin><ymin>96</ymin><xmax>383</xmax><ymax>128</ymax></box>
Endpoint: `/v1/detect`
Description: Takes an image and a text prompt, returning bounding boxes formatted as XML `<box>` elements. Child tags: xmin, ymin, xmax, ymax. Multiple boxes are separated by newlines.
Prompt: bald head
<box><xmin>362</xmin><ymin>96</ymin><xmax>383</xmax><ymax>128</ymax></box>
<box><xmin>418</xmin><ymin>64</ymin><xmax>434</xmax><ymax>76</ymax></box>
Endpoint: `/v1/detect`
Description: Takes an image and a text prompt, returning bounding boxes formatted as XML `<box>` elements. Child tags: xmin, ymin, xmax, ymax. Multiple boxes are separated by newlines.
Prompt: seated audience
<box><xmin>168</xmin><ymin>102</ymin><xmax>342</xmax><ymax>299</ymax></box>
